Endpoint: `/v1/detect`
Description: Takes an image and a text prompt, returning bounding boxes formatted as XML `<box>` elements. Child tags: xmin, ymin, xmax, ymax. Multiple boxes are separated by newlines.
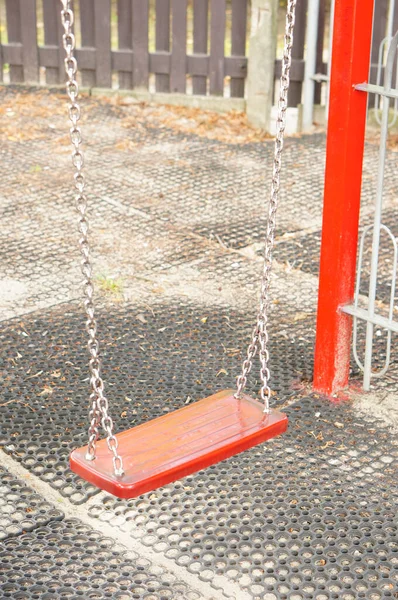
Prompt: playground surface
<box><xmin>0</xmin><ymin>86</ymin><xmax>397</xmax><ymax>599</ymax></box>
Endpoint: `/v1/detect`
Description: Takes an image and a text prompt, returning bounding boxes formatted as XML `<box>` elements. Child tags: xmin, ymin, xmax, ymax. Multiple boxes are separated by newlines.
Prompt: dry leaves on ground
<box><xmin>2</xmin><ymin>88</ymin><xmax>273</xmax><ymax>146</ymax></box>
<box><xmin>366</xmin><ymin>131</ymin><xmax>398</xmax><ymax>151</ymax></box>
<box><xmin>0</xmin><ymin>89</ymin><xmax>94</xmax><ymax>142</ymax></box>
<box><xmin>107</xmin><ymin>95</ymin><xmax>273</xmax><ymax>144</ymax></box>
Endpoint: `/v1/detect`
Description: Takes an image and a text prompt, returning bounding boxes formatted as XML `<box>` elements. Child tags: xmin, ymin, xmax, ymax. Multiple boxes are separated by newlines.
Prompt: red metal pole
<box><xmin>313</xmin><ymin>0</ymin><xmax>375</xmax><ymax>395</ymax></box>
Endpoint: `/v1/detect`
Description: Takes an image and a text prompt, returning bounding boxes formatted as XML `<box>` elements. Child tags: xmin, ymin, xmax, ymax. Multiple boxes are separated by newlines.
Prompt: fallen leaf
<box><xmin>26</xmin><ymin>371</ymin><xmax>43</xmax><ymax>379</ymax></box>
<box><xmin>321</xmin><ymin>441</ymin><xmax>336</xmax><ymax>450</ymax></box>
<box><xmin>293</xmin><ymin>312</ymin><xmax>308</xmax><ymax>322</ymax></box>
<box><xmin>39</xmin><ymin>386</ymin><xmax>53</xmax><ymax>396</ymax></box>
<box><xmin>216</xmin><ymin>369</ymin><xmax>228</xmax><ymax>377</ymax></box>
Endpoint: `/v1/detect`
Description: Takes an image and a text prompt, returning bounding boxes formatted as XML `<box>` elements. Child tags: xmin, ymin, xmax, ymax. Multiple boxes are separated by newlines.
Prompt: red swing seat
<box><xmin>70</xmin><ymin>389</ymin><xmax>288</xmax><ymax>499</ymax></box>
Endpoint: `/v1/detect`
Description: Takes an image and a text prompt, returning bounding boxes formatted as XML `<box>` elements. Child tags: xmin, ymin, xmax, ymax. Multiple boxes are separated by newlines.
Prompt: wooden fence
<box><xmin>0</xmin><ymin>0</ymin><xmax>249</xmax><ymax>97</ymax></box>
<box><xmin>0</xmin><ymin>0</ymin><xmax>327</xmax><ymax>107</ymax></box>
<box><xmin>0</xmin><ymin>0</ymin><xmax>395</xmax><ymax>109</ymax></box>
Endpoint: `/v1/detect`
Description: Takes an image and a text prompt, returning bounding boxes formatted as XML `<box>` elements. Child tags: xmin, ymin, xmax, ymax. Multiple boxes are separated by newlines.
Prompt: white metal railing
<box><xmin>302</xmin><ymin>0</ymin><xmax>398</xmax><ymax>132</ymax></box>
<box><xmin>340</xmin><ymin>30</ymin><xmax>398</xmax><ymax>390</ymax></box>
<box><xmin>374</xmin><ymin>0</ymin><xmax>398</xmax><ymax>127</ymax></box>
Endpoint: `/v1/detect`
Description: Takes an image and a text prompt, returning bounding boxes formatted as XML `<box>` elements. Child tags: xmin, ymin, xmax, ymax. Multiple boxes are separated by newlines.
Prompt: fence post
<box><xmin>246</xmin><ymin>0</ymin><xmax>278</xmax><ymax>130</ymax></box>
<box><xmin>5</xmin><ymin>0</ymin><xmax>23</xmax><ymax>83</ymax></box>
<box><xmin>20</xmin><ymin>0</ymin><xmax>39</xmax><ymax>83</ymax></box>
<box><xmin>313</xmin><ymin>0</ymin><xmax>375</xmax><ymax>395</ymax></box>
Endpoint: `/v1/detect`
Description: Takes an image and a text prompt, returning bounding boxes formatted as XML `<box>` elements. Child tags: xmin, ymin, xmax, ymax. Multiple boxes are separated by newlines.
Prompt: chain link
<box><xmin>60</xmin><ymin>0</ymin><xmax>124</xmax><ymax>476</ymax></box>
<box><xmin>235</xmin><ymin>0</ymin><xmax>297</xmax><ymax>412</ymax></box>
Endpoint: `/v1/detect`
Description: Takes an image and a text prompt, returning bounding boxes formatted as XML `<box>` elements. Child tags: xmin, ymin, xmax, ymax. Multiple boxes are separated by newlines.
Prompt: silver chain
<box><xmin>60</xmin><ymin>0</ymin><xmax>124</xmax><ymax>476</ymax></box>
<box><xmin>235</xmin><ymin>0</ymin><xmax>297</xmax><ymax>412</ymax></box>
<box><xmin>60</xmin><ymin>0</ymin><xmax>295</xmax><ymax>448</ymax></box>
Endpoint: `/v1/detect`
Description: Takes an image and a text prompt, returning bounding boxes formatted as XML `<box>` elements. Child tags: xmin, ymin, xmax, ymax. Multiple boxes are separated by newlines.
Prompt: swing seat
<box><xmin>70</xmin><ymin>389</ymin><xmax>288</xmax><ymax>499</ymax></box>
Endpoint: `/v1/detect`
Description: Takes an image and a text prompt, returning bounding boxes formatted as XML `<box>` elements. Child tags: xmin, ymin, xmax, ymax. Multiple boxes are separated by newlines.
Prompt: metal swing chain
<box><xmin>60</xmin><ymin>0</ymin><xmax>124</xmax><ymax>476</ymax></box>
<box><xmin>235</xmin><ymin>0</ymin><xmax>297</xmax><ymax>413</ymax></box>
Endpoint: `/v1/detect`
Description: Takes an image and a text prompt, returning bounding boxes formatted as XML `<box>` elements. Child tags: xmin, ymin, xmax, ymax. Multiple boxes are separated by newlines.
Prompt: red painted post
<box><xmin>313</xmin><ymin>0</ymin><xmax>375</xmax><ymax>395</ymax></box>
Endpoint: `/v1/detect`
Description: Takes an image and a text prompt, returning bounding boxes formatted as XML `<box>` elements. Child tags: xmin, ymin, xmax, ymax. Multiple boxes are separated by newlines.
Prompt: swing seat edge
<box><xmin>70</xmin><ymin>389</ymin><xmax>288</xmax><ymax>499</ymax></box>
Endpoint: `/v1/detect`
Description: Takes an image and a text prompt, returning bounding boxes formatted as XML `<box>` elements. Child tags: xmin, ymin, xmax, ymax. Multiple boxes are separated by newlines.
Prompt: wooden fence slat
<box><xmin>155</xmin><ymin>0</ymin><xmax>170</xmax><ymax>91</ymax></box>
<box><xmin>95</xmin><ymin>0</ymin><xmax>112</xmax><ymax>87</ymax></box>
<box><xmin>150</xmin><ymin>52</ymin><xmax>170</xmax><ymax>74</ymax></box>
<box><xmin>20</xmin><ymin>0</ymin><xmax>39</xmax><ymax>83</ymax></box>
<box><xmin>80</xmin><ymin>0</ymin><xmax>96</xmax><ymax>86</ymax></box>
<box><xmin>288</xmin><ymin>0</ymin><xmax>307</xmax><ymax>107</ymax></box>
<box><xmin>75</xmin><ymin>48</ymin><xmax>96</xmax><ymax>70</ymax></box>
<box><xmin>112</xmin><ymin>49</ymin><xmax>134</xmax><ymax>72</ymax></box>
<box><xmin>274</xmin><ymin>58</ymin><xmax>305</xmax><ymax>81</ymax></box>
<box><xmin>209</xmin><ymin>0</ymin><xmax>226</xmax><ymax>95</ymax></box>
<box><xmin>5</xmin><ymin>0</ymin><xmax>23</xmax><ymax>82</ymax></box>
<box><xmin>192</xmin><ymin>0</ymin><xmax>208</xmax><ymax>95</ymax></box>
<box><xmin>117</xmin><ymin>0</ymin><xmax>133</xmax><ymax>89</ymax></box>
<box><xmin>153</xmin><ymin>53</ymin><xmax>245</xmax><ymax>79</ymax></box>
<box><xmin>57</xmin><ymin>0</ymin><xmax>66</xmax><ymax>81</ymax></box>
<box><xmin>42</xmin><ymin>0</ymin><xmax>60</xmax><ymax>84</ymax></box>
<box><xmin>39</xmin><ymin>47</ymin><xmax>59</xmax><ymax>68</ymax></box>
<box><xmin>314</xmin><ymin>0</ymin><xmax>325</xmax><ymax>104</ymax></box>
<box><xmin>187</xmin><ymin>54</ymin><xmax>208</xmax><ymax>76</ymax></box>
<box><xmin>132</xmin><ymin>0</ymin><xmax>149</xmax><ymax>88</ymax></box>
<box><xmin>224</xmin><ymin>56</ymin><xmax>247</xmax><ymax>78</ymax></box>
<box><xmin>230</xmin><ymin>0</ymin><xmax>247</xmax><ymax>98</ymax></box>
<box><xmin>2</xmin><ymin>44</ymin><xmax>23</xmax><ymax>66</ymax></box>
<box><xmin>170</xmin><ymin>0</ymin><xmax>187</xmax><ymax>93</ymax></box>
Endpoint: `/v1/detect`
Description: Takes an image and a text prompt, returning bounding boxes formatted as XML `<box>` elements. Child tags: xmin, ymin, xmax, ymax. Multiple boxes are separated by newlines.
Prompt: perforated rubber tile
<box><xmin>0</xmin><ymin>518</ymin><xmax>211</xmax><ymax>600</ymax></box>
<box><xmin>2</xmin><ymin>86</ymin><xmax>397</xmax><ymax>323</ymax></box>
<box><xmin>1</xmin><ymin>86</ymin><xmax>398</xmax><ymax>599</ymax></box>
<box><xmin>1</xmin><ymin>300</ymin><xmax>397</xmax><ymax>598</ymax></box>
<box><xmin>0</xmin><ymin>459</ymin><xmax>212</xmax><ymax>599</ymax></box>
<box><xmin>273</xmin><ymin>206</ymin><xmax>398</xmax><ymax>309</ymax></box>
<box><xmin>88</xmin><ymin>393</ymin><xmax>398</xmax><ymax>599</ymax></box>
<box><xmin>0</xmin><ymin>465</ymin><xmax>63</xmax><ymax>540</ymax></box>
<box><xmin>0</xmin><ymin>301</ymin><xmax>314</xmax><ymax>504</ymax></box>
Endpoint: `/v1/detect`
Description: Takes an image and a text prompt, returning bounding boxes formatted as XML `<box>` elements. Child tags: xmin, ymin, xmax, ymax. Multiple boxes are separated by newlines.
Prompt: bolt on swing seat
<box><xmin>70</xmin><ymin>390</ymin><xmax>288</xmax><ymax>499</ymax></box>
<box><xmin>60</xmin><ymin>0</ymin><xmax>296</xmax><ymax>500</ymax></box>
